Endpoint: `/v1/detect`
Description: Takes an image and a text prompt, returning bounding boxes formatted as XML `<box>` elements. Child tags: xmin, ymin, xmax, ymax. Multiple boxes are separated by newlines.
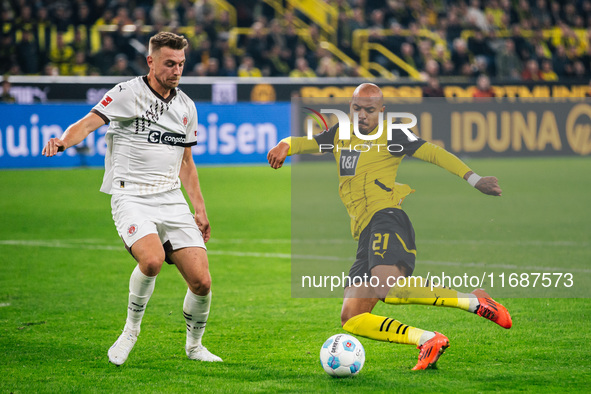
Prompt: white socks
<box><xmin>124</xmin><ymin>266</ymin><xmax>212</xmax><ymax>349</ymax></box>
<box><xmin>126</xmin><ymin>265</ymin><xmax>157</xmax><ymax>333</ymax></box>
<box><xmin>466</xmin><ymin>294</ymin><xmax>479</xmax><ymax>313</ymax></box>
<box><xmin>183</xmin><ymin>289</ymin><xmax>211</xmax><ymax>348</ymax></box>
<box><xmin>455</xmin><ymin>293</ymin><xmax>479</xmax><ymax>312</ymax></box>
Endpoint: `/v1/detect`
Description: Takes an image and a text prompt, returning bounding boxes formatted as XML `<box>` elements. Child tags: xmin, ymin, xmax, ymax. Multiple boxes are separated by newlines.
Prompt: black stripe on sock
<box><xmin>379</xmin><ymin>318</ymin><xmax>389</xmax><ymax>332</ymax></box>
<box><xmin>402</xmin><ymin>325</ymin><xmax>409</xmax><ymax>335</ymax></box>
<box><xmin>395</xmin><ymin>324</ymin><xmax>403</xmax><ymax>334</ymax></box>
<box><xmin>385</xmin><ymin>319</ymin><xmax>395</xmax><ymax>332</ymax></box>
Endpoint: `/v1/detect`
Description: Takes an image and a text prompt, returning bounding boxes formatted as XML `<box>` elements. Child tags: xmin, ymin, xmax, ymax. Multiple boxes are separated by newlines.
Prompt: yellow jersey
<box><xmin>286</xmin><ymin>120</ymin><xmax>472</xmax><ymax>239</ymax></box>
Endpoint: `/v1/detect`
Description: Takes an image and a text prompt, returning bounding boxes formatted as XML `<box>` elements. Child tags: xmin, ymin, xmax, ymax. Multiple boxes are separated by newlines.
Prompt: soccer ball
<box><xmin>319</xmin><ymin>334</ymin><xmax>365</xmax><ymax>377</ymax></box>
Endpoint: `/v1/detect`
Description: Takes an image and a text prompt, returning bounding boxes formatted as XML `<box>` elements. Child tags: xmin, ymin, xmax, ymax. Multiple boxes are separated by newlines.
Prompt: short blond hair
<box><xmin>148</xmin><ymin>32</ymin><xmax>188</xmax><ymax>54</ymax></box>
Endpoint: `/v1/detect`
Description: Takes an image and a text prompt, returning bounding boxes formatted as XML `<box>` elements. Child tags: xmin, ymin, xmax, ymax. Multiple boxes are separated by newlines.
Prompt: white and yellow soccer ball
<box><xmin>319</xmin><ymin>334</ymin><xmax>365</xmax><ymax>377</ymax></box>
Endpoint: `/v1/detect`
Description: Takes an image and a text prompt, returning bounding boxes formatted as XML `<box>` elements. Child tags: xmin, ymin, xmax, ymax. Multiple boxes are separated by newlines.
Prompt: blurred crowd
<box><xmin>1</xmin><ymin>0</ymin><xmax>591</xmax><ymax>81</ymax></box>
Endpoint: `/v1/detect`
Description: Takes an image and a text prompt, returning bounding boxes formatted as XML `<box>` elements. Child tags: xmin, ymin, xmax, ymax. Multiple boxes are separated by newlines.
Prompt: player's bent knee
<box><xmin>138</xmin><ymin>256</ymin><xmax>165</xmax><ymax>276</ymax></box>
<box><xmin>187</xmin><ymin>274</ymin><xmax>211</xmax><ymax>296</ymax></box>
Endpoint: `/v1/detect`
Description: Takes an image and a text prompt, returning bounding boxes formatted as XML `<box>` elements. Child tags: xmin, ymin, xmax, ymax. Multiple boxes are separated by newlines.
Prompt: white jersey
<box><xmin>91</xmin><ymin>76</ymin><xmax>198</xmax><ymax>196</ymax></box>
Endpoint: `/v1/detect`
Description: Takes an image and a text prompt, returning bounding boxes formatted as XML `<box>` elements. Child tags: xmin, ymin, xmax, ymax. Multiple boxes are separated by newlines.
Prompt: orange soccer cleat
<box><xmin>472</xmin><ymin>289</ymin><xmax>513</xmax><ymax>329</ymax></box>
<box><xmin>412</xmin><ymin>332</ymin><xmax>449</xmax><ymax>371</ymax></box>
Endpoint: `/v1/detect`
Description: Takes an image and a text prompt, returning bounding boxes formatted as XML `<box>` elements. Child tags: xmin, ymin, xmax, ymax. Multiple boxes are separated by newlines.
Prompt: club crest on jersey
<box><xmin>182</xmin><ymin>113</ymin><xmax>188</xmax><ymax>126</ymax></box>
<box><xmin>127</xmin><ymin>224</ymin><xmax>138</xmax><ymax>237</ymax></box>
<box><xmin>101</xmin><ymin>95</ymin><xmax>113</xmax><ymax>107</ymax></box>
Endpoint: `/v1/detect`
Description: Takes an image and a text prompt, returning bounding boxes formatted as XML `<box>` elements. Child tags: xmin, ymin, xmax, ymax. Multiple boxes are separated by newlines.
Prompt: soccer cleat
<box><xmin>472</xmin><ymin>289</ymin><xmax>512</xmax><ymax>329</ymax></box>
<box><xmin>186</xmin><ymin>344</ymin><xmax>223</xmax><ymax>362</ymax></box>
<box><xmin>411</xmin><ymin>332</ymin><xmax>449</xmax><ymax>371</ymax></box>
<box><xmin>108</xmin><ymin>325</ymin><xmax>139</xmax><ymax>366</ymax></box>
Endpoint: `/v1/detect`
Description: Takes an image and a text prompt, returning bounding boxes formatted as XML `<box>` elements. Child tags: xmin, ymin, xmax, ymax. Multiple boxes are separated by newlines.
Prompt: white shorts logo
<box><xmin>127</xmin><ymin>224</ymin><xmax>138</xmax><ymax>237</ymax></box>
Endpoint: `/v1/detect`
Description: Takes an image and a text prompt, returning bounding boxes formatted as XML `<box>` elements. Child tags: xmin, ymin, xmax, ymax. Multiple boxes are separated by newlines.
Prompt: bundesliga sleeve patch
<box><xmin>101</xmin><ymin>95</ymin><xmax>113</xmax><ymax>107</ymax></box>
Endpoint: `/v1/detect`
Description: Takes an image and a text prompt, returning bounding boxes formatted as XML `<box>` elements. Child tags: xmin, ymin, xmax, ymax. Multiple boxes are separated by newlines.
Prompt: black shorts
<box><xmin>348</xmin><ymin>208</ymin><xmax>416</xmax><ymax>285</ymax></box>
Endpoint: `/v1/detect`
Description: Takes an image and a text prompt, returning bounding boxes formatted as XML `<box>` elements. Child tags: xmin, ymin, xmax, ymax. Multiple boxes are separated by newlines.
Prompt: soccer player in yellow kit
<box><xmin>267</xmin><ymin>83</ymin><xmax>512</xmax><ymax>370</ymax></box>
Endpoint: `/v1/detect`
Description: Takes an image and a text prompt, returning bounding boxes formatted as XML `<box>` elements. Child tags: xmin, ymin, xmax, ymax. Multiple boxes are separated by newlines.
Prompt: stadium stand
<box><xmin>1</xmin><ymin>0</ymin><xmax>590</xmax><ymax>82</ymax></box>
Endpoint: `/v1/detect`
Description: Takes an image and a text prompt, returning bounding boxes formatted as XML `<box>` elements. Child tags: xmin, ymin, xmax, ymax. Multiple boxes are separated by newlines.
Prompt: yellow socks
<box><xmin>384</xmin><ymin>277</ymin><xmax>476</xmax><ymax>311</ymax></box>
<box><xmin>341</xmin><ymin>279</ymin><xmax>481</xmax><ymax>348</ymax></box>
<box><xmin>342</xmin><ymin>312</ymin><xmax>425</xmax><ymax>346</ymax></box>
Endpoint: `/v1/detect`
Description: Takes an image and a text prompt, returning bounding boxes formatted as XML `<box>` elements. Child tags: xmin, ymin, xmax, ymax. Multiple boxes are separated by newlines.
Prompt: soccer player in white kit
<box><xmin>42</xmin><ymin>32</ymin><xmax>222</xmax><ymax>365</ymax></box>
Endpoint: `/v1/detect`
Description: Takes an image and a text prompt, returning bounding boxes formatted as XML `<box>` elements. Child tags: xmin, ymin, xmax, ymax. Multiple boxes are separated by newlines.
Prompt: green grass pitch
<box><xmin>0</xmin><ymin>157</ymin><xmax>590</xmax><ymax>392</ymax></box>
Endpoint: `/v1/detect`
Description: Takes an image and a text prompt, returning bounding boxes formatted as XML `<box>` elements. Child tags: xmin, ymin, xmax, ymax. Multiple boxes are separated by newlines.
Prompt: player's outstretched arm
<box><xmin>42</xmin><ymin>112</ymin><xmax>106</xmax><ymax>157</ymax></box>
<box><xmin>412</xmin><ymin>142</ymin><xmax>502</xmax><ymax>197</ymax></box>
<box><xmin>463</xmin><ymin>171</ymin><xmax>502</xmax><ymax>196</ymax></box>
<box><xmin>179</xmin><ymin>147</ymin><xmax>211</xmax><ymax>242</ymax></box>
<box><xmin>268</xmin><ymin>135</ymin><xmax>324</xmax><ymax>169</ymax></box>
<box><xmin>267</xmin><ymin>141</ymin><xmax>290</xmax><ymax>169</ymax></box>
